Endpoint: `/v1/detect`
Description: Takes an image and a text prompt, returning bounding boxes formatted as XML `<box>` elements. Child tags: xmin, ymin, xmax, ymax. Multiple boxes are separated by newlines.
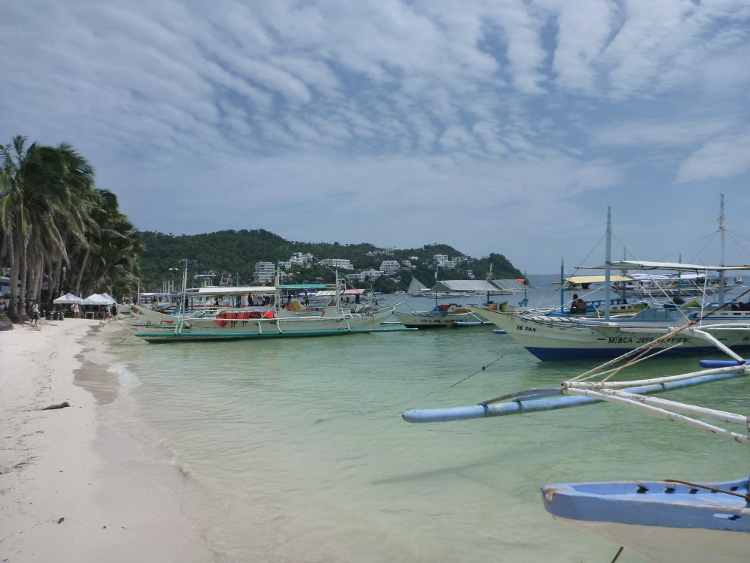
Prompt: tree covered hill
<box><xmin>139</xmin><ymin>229</ymin><xmax>523</xmax><ymax>292</ymax></box>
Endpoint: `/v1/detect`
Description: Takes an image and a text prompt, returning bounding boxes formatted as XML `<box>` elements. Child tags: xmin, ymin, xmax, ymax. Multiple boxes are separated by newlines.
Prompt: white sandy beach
<box><xmin>0</xmin><ymin>319</ymin><xmax>212</xmax><ymax>563</ymax></box>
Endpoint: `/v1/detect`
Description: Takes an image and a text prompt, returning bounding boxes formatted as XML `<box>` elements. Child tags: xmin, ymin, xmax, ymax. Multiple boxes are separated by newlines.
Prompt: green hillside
<box><xmin>138</xmin><ymin>229</ymin><xmax>523</xmax><ymax>292</ymax></box>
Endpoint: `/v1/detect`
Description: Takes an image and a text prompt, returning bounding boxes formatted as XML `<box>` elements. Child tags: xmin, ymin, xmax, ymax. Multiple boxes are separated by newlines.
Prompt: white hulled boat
<box><xmin>126</xmin><ymin>276</ymin><xmax>402</xmax><ymax>342</ymax></box>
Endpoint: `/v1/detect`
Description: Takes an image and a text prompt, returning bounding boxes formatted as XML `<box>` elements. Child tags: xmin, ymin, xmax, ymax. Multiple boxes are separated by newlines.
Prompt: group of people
<box><xmin>0</xmin><ymin>296</ymin><xmax>119</xmax><ymax>323</ymax></box>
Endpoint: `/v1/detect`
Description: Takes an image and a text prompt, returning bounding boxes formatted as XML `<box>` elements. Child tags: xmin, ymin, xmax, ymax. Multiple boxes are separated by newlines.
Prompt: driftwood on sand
<box><xmin>40</xmin><ymin>402</ymin><xmax>70</xmax><ymax>410</ymax></box>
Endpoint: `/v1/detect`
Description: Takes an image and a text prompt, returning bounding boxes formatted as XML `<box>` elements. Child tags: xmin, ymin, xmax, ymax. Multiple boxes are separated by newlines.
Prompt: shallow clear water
<box><xmin>101</xmin><ymin>292</ymin><xmax>750</xmax><ymax>562</ymax></box>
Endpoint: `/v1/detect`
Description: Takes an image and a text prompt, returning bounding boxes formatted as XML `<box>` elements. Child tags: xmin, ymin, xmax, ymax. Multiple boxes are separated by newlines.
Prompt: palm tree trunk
<box><xmin>51</xmin><ymin>257</ymin><xmax>63</xmax><ymax>298</ymax></box>
<box><xmin>7</xmin><ymin>232</ymin><xmax>19</xmax><ymax>321</ymax></box>
<box><xmin>74</xmin><ymin>247</ymin><xmax>89</xmax><ymax>295</ymax></box>
<box><xmin>18</xmin><ymin>239</ymin><xmax>28</xmax><ymax>319</ymax></box>
<box><xmin>28</xmin><ymin>252</ymin><xmax>40</xmax><ymax>302</ymax></box>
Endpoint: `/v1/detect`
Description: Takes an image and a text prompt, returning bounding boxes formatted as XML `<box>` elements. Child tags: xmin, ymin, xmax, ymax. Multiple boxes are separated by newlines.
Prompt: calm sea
<box><xmin>98</xmin><ymin>290</ymin><xmax>750</xmax><ymax>562</ymax></box>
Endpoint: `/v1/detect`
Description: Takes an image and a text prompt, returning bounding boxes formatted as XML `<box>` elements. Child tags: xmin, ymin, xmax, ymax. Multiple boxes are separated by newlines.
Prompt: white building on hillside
<box><xmin>345</xmin><ymin>270</ymin><xmax>382</xmax><ymax>283</ymax></box>
<box><xmin>320</xmin><ymin>258</ymin><xmax>353</xmax><ymax>270</ymax></box>
<box><xmin>380</xmin><ymin>260</ymin><xmax>400</xmax><ymax>275</ymax></box>
<box><xmin>254</xmin><ymin>261</ymin><xmax>276</xmax><ymax>282</ymax></box>
<box><xmin>289</xmin><ymin>252</ymin><xmax>314</xmax><ymax>267</ymax></box>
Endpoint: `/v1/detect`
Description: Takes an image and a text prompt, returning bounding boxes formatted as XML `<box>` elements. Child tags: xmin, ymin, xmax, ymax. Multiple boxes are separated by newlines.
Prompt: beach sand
<box><xmin>0</xmin><ymin>319</ymin><xmax>212</xmax><ymax>562</ymax></box>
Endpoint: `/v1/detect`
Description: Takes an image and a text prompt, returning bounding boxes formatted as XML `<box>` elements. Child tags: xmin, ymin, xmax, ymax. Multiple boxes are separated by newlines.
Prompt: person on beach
<box><xmin>70</xmin><ymin>302</ymin><xmax>79</xmax><ymax>318</ymax></box>
<box><xmin>111</xmin><ymin>303</ymin><xmax>118</xmax><ymax>321</ymax></box>
<box><xmin>0</xmin><ymin>297</ymin><xmax>6</xmax><ymax>315</ymax></box>
<box><xmin>29</xmin><ymin>299</ymin><xmax>40</xmax><ymax>324</ymax></box>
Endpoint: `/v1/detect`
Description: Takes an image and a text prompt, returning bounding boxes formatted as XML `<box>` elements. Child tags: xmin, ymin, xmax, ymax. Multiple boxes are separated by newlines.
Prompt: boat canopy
<box><xmin>586</xmin><ymin>260</ymin><xmax>750</xmax><ymax>272</ymax></box>
<box><xmin>554</xmin><ymin>275</ymin><xmax>633</xmax><ymax>285</ymax></box>
<box><xmin>185</xmin><ymin>286</ymin><xmax>277</xmax><ymax>296</ymax></box>
<box><xmin>434</xmin><ymin>280</ymin><xmax>508</xmax><ymax>293</ymax></box>
<box><xmin>489</xmin><ymin>278</ymin><xmax>530</xmax><ymax>291</ymax></box>
<box><xmin>279</xmin><ymin>284</ymin><xmax>328</xmax><ymax>290</ymax></box>
<box><xmin>315</xmin><ymin>288</ymin><xmax>365</xmax><ymax>296</ymax></box>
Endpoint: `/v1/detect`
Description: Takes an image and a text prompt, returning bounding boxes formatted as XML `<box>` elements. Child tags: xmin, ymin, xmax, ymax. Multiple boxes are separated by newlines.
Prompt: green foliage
<box><xmin>138</xmin><ymin>230</ymin><xmax>523</xmax><ymax>290</ymax></box>
<box><xmin>0</xmin><ymin>136</ymin><xmax>141</xmax><ymax>316</ymax></box>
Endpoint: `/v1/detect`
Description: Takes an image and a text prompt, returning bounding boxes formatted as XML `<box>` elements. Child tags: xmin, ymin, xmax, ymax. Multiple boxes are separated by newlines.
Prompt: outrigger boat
<box><xmin>471</xmin><ymin>205</ymin><xmax>750</xmax><ymax>360</ymax></box>
<box><xmin>126</xmin><ymin>274</ymin><xmax>404</xmax><ymax>343</ymax></box>
<box><xmin>403</xmin><ymin>319</ymin><xmax>750</xmax><ymax>562</ymax></box>
<box><xmin>393</xmin><ymin>277</ymin><xmax>527</xmax><ymax>328</ymax></box>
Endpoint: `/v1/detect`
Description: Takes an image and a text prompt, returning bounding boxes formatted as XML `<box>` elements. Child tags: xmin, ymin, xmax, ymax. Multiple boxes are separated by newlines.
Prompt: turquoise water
<box><xmin>103</xmin><ymin>294</ymin><xmax>750</xmax><ymax>562</ymax></box>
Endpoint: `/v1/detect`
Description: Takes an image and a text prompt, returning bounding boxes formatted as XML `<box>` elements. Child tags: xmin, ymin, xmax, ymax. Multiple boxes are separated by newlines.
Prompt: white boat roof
<box><xmin>554</xmin><ymin>275</ymin><xmax>633</xmax><ymax>284</ymax></box>
<box><xmin>586</xmin><ymin>260</ymin><xmax>750</xmax><ymax>272</ymax></box>
<box><xmin>185</xmin><ymin>286</ymin><xmax>277</xmax><ymax>296</ymax></box>
<box><xmin>434</xmin><ymin>279</ymin><xmax>528</xmax><ymax>292</ymax></box>
<box><xmin>315</xmin><ymin>289</ymin><xmax>365</xmax><ymax>296</ymax></box>
<box><xmin>490</xmin><ymin>278</ymin><xmax>530</xmax><ymax>290</ymax></box>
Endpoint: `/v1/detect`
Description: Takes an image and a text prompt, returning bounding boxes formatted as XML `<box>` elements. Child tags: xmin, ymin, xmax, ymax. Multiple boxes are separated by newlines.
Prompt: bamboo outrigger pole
<box><xmin>402</xmin><ymin>366</ymin><xmax>750</xmax><ymax>423</ymax></box>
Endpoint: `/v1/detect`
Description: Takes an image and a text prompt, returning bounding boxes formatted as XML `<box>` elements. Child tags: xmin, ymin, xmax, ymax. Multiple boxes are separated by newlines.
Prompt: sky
<box><xmin>3</xmin><ymin>0</ymin><xmax>750</xmax><ymax>274</ymax></box>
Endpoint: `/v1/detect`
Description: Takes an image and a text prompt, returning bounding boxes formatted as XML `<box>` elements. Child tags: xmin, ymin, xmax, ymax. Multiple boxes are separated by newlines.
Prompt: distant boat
<box><xmin>393</xmin><ymin>302</ymin><xmax>491</xmax><ymax>328</ymax></box>
<box><xmin>407</xmin><ymin>277</ymin><xmax>428</xmax><ymax>296</ymax></box>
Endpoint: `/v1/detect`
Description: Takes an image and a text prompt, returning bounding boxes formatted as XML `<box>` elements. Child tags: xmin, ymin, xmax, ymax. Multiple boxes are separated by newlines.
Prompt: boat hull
<box><xmin>470</xmin><ymin>308</ymin><xmax>750</xmax><ymax>361</ymax></box>
<box><xmin>542</xmin><ymin>479</ymin><xmax>750</xmax><ymax>563</ymax></box>
<box><xmin>392</xmin><ymin>310</ymin><xmax>485</xmax><ymax>328</ymax></box>
<box><xmin>135</xmin><ymin>306</ymin><xmax>399</xmax><ymax>342</ymax></box>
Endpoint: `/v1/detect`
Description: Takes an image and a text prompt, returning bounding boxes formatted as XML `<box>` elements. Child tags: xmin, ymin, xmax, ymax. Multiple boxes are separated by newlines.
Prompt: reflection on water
<box><xmin>100</xmin><ymin>295</ymin><xmax>749</xmax><ymax>563</ymax></box>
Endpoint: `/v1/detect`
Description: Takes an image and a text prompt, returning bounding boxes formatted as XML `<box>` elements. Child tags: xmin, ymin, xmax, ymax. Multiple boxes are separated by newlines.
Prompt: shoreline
<box><xmin>0</xmin><ymin>319</ymin><xmax>212</xmax><ymax>562</ymax></box>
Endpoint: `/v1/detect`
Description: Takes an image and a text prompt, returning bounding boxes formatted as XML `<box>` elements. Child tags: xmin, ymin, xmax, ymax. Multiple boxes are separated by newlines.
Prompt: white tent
<box><xmin>53</xmin><ymin>293</ymin><xmax>84</xmax><ymax>304</ymax></box>
<box><xmin>82</xmin><ymin>293</ymin><xmax>116</xmax><ymax>305</ymax></box>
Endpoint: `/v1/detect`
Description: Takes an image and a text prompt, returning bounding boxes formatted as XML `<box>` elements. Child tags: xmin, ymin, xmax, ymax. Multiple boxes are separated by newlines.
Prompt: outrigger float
<box><xmin>403</xmin><ymin>290</ymin><xmax>750</xmax><ymax>562</ymax></box>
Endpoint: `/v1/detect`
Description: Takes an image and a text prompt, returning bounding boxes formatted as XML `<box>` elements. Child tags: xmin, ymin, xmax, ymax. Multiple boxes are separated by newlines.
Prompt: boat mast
<box><xmin>435</xmin><ymin>263</ymin><xmax>439</xmax><ymax>309</ymax></box>
<box><xmin>335</xmin><ymin>270</ymin><xmax>341</xmax><ymax>312</ymax></box>
<box><xmin>560</xmin><ymin>257</ymin><xmax>564</xmax><ymax>314</ymax></box>
<box><xmin>604</xmin><ymin>207</ymin><xmax>612</xmax><ymax>321</ymax></box>
<box><xmin>718</xmin><ymin>194</ymin><xmax>726</xmax><ymax>304</ymax></box>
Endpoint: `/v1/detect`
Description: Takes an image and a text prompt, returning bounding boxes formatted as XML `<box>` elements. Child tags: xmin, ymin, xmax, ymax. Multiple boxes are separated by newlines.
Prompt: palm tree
<box><xmin>0</xmin><ymin>136</ymin><xmax>95</xmax><ymax>321</ymax></box>
<box><xmin>71</xmin><ymin>189</ymin><xmax>143</xmax><ymax>298</ymax></box>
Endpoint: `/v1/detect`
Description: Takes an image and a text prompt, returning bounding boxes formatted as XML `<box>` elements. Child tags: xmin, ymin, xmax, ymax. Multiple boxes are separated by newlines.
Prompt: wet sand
<box><xmin>0</xmin><ymin>319</ymin><xmax>212</xmax><ymax>562</ymax></box>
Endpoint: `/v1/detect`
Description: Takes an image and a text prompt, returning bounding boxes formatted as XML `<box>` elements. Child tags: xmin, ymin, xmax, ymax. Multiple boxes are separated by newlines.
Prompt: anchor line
<box><xmin>663</xmin><ymin>479</ymin><xmax>750</xmax><ymax>503</ymax></box>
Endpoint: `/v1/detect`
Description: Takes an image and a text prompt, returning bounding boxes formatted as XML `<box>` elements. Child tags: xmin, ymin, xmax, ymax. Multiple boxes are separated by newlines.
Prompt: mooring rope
<box><xmin>449</xmin><ymin>355</ymin><xmax>505</xmax><ymax>388</ymax></box>
<box><xmin>663</xmin><ymin>479</ymin><xmax>750</xmax><ymax>503</ymax></box>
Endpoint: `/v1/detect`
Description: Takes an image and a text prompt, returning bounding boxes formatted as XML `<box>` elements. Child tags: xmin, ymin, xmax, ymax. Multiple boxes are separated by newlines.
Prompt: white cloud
<box><xmin>1</xmin><ymin>0</ymin><xmax>750</xmax><ymax>271</ymax></box>
<box><xmin>677</xmin><ymin>129</ymin><xmax>750</xmax><ymax>182</ymax></box>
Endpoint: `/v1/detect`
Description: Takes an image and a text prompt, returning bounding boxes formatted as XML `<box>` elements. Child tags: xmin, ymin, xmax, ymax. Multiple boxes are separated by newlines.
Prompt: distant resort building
<box><xmin>379</xmin><ymin>260</ymin><xmax>400</xmax><ymax>275</ymax></box>
<box><xmin>290</xmin><ymin>252</ymin><xmax>314</xmax><ymax>267</ymax></box>
<box><xmin>345</xmin><ymin>269</ymin><xmax>383</xmax><ymax>283</ymax></box>
<box><xmin>320</xmin><ymin>258</ymin><xmax>353</xmax><ymax>270</ymax></box>
<box><xmin>254</xmin><ymin>261</ymin><xmax>276</xmax><ymax>283</ymax></box>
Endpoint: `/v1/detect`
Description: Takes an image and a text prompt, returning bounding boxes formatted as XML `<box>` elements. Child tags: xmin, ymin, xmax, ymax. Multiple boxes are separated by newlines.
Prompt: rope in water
<box><xmin>449</xmin><ymin>355</ymin><xmax>505</xmax><ymax>388</ymax></box>
<box><xmin>663</xmin><ymin>479</ymin><xmax>750</xmax><ymax>503</ymax></box>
